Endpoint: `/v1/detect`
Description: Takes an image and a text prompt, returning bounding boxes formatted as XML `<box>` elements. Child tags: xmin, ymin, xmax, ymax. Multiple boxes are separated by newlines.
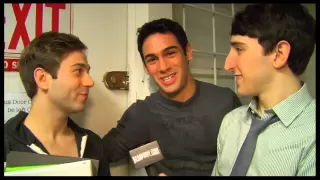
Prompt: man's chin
<box><xmin>237</xmin><ymin>89</ymin><xmax>257</xmax><ymax>98</ymax></box>
<box><xmin>70</xmin><ymin>104</ymin><xmax>86</xmax><ymax>113</ymax></box>
<box><xmin>159</xmin><ymin>85</ymin><xmax>180</xmax><ymax>97</ymax></box>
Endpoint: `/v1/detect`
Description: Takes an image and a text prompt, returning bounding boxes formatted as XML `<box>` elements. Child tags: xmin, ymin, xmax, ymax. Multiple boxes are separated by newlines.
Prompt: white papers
<box><xmin>4</xmin><ymin>160</ymin><xmax>93</xmax><ymax>176</ymax></box>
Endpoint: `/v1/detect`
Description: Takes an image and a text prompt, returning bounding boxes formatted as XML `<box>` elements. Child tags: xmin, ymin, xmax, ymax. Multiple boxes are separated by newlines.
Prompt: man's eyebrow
<box><xmin>163</xmin><ymin>46</ymin><xmax>178</xmax><ymax>51</ymax></box>
<box><xmin>144</xmin><ymin>53</ymin><xmax>156</xmax><ymax>61</ymax></box>
<box><xmin>144</xmin><ymin>46</ymin><xmax>179</xmax><ymax>60</ymax></box>
<box><xmin>230</xmin><ymin>41</ymin><xmax>248</xmax><ymax>47</ymax></box>
<box><xmin>71</xmin><ymin>63</ymin><xmax>91</xmax><ymax>70</ymax></box>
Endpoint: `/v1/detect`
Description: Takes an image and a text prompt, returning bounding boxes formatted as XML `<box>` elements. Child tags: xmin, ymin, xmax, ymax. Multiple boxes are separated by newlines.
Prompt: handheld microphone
<box><xmin>129</xmin><ymin>141</ymin><xmax>164</xmax><ymax>169</ymax></box>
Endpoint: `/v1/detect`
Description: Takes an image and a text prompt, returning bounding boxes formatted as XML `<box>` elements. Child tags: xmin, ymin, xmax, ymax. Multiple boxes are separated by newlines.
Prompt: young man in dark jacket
<box><xmin>4</xmin><ymin>31</ymin><xmax>110</xmax><ymax>176</ymax></box>
<box><xmin>102</xmin><ymin>18</ymin><xmax>242</xmax><ymax>176</ymax></box>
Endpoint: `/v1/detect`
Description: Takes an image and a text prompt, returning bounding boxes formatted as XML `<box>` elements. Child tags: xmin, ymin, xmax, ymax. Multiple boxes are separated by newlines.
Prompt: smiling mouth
<box><xmin>79</xmin><ymin>93</ymin><xmax>89</xmax><ymax>100</ymax></box>
<box><xmin>234</xmin><ymin>75</ymin><xmax>243</xmax><ymax>81</ymax></box>
<box><xmin>163</xmin><ymin>74</ymin><xmax>175</xmax><ymax>81</ymax></box>
<box><xmin>160</xmin><ymin>73</ymin><xmax>177</xmax><ymax>85</ymax></box>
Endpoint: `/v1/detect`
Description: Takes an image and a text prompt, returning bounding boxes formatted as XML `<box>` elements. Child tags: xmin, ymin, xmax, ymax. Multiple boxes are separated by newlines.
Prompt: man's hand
<box><xmin>159</xmin><ymin>173</ymin><xmax>167</xmax><ymax>176</ymax></box>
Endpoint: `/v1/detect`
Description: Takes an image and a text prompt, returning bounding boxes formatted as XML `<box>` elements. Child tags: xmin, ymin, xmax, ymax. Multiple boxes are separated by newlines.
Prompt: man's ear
<box><xmin>186</xmin><ymin>43</ymin><xmax>193</xmax><ymax>62</ymax></box>
<box><xmin>34</xmin><ymin>67</ymin><xmax>51</xmax><ymax>90</ymax></box>
<box><xmin>272</xmin><ymin>40</ymin><xmax>291</xmax><ymax>69</ymax></box>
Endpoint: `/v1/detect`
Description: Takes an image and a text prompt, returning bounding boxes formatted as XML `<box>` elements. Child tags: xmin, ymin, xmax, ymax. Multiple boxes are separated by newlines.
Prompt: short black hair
<box><xmin>232</xmin><ymin>4</ymin><xmax>316</xmax><ymax>76</ymax></box>
<box><xmin>137</xmin><ymin>18</ymin><xmax>189</xmax><ymax>64</ymax></box>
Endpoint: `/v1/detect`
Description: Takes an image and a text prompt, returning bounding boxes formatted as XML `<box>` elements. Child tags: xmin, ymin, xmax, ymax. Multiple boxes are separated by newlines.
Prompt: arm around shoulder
<box><xmin>101</xmin><ymin>101</ymin><xmax>150</xmax><ymax>163</ymax></box>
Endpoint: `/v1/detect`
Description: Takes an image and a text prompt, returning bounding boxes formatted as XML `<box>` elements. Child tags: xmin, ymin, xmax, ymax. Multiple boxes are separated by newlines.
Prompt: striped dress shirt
<box><xmin>212</xmin><ymin>83</ymin><xmax>316</xmax><ymax>176</ymax></box>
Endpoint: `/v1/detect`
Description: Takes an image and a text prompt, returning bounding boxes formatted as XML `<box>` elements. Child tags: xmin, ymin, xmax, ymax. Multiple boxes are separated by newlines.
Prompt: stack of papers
<box><xmin>5</xmin><ymin>160</ymin><xmax>93</xmax><ymax>176</ymax></box>
<box><xmin>4</xmin><ymin>151</ymin><xmax>99</xmax><ymax>176</ymax></box>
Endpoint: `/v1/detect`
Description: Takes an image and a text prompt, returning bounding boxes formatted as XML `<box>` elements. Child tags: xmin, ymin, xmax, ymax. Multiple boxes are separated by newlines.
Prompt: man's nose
<box><xmin>224</xmin><ymin>52</ymin><xmax>236</xmax><ymax>72</ymax></box>
<box><xmin>83</xmin><ymin>73</ymin><xmax>94</xmax><ymax>88</ymax></box>
<box><xmin>159</xmin><ymin>58</ymin><xmax>170</xmax><ymax>73</ymax></box>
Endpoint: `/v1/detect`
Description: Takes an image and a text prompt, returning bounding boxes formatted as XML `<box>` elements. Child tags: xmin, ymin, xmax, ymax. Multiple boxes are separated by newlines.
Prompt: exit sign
<box><xmin>4</xmin><ymin>3</ymin><xmax>72</xmax><ymax>58</ymax></box>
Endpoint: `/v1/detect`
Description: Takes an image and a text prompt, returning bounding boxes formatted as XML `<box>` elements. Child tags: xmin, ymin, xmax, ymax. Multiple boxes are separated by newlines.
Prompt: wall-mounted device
<box><xmin>103</xmin><ymin>71</ymin><xmax>129</xmax><ymax>90</ymax></box>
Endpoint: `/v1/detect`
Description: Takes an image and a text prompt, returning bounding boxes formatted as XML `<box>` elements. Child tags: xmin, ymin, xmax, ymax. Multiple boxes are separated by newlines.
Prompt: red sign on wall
<box><xmin>4</xmin><ymin>58</ymin><xmax>20</xmax><ymax>72</ymax></box>
<box><xmin>4</xmin><ymin>3</ymin><xmax>72</xmax><ymax>70</ymax></box>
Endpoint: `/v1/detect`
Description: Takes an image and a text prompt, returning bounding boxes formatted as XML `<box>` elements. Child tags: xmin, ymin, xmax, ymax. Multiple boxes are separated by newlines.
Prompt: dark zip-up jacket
<box><xmin>4</xmin><ymin>111</ymin><xmax>111</xmax><ymax>176</ymax></box>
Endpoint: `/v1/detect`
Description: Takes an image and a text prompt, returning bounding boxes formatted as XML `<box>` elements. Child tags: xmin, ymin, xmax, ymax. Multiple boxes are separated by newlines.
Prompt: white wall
<box><xmin>71</xmin><ymin>4</ymin><xmax>129</xmax><ymax>176</ymax></box>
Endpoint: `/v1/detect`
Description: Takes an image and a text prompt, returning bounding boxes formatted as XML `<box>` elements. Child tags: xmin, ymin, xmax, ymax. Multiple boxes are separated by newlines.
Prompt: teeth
<box><xmin>163</xmin><ymin>75</ymin><xmax>174</xmax><ymax>81</ymax></box>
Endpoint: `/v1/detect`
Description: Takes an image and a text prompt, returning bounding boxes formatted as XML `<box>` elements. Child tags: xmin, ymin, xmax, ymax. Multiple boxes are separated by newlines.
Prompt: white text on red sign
<box><xmin>4</xmin><ymin>58</ymin><xmax>19</xmax><ymax>72</ymax></box>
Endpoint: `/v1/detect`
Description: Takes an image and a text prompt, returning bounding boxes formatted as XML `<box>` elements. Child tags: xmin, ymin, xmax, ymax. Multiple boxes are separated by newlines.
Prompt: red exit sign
<box><xmin>4</xmin><ymin>3</ymin><xmax>72</xmax><ymax>58</ymax></box>
<box><xmin>4</xmin><ymin>58</ymin><xmax>19</xmax><ymax>72</ymax></box>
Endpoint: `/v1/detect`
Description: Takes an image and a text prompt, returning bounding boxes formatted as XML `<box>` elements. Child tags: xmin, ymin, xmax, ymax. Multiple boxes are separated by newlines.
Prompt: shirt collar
<box><xmin>246</xmin><ymin>82</ymin><xmax>313</xmax><ymax>127</ymax></box>
<box><xmin>153</xmin><ymin>79</ymin><xmax>200</xmax><ymax>109</ymax></box>
<box><xmin>23</xmin><ymin>116</ymin><xmax>87</xmax><ymax>144</ymax></box>
<box><xmin>247</xmin><ymin>97</ymin><xmax>275</xmax><ymax>121</ymax></box>
<box><xmin>21</xmin><ymin>113</ymin><xmax>88</xmax><ymax>157</ymax></box>
<box><xmin>272</xmin><ymin>82</ymin><xmax>313</xmax><ymax>127</ymax></box>
<box><xmin>248</xmin><ymin>97</ymin><xmax>264</xmax><ymax>115</ymax></box>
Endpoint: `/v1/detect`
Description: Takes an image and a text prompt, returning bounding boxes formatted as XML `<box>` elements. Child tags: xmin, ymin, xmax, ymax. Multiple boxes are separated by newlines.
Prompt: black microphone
<box><xmin>129</xmin><ymin>141</ymin><xmax>164</xmax><ymax>169</ymax></box>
